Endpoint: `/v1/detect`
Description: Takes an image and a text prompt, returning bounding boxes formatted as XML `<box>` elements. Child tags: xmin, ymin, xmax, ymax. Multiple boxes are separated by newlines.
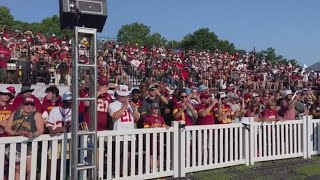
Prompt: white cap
<box><xmin>62</xmin><ymin>92</ymin><xmax>72</xmax><ymax>101</ymax></box>
<box><xmin>252</xmin><ymin>93</ymin><xmax>259</xmax><ymax>97</ymax></box>
<box><xmin>116</xmin><ymin>85</ymin><xmax>130</xmax><ymax>97</ymax></box>
<box><xmin>283</xmin><ymin>90</ymin><xmax>293</xmax><ymax>98</ymax></box>
<box><xmin>219</xmin><ymin>92</ymin><xmax>227</xmax><ymax>98</ymax></box>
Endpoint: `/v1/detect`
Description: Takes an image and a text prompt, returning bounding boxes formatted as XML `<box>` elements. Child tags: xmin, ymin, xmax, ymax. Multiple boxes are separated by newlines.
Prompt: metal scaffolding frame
<box><xmin>71</xmin><ymin>27</ymin><xmax>98</xmax><ymax>180</ymax></box>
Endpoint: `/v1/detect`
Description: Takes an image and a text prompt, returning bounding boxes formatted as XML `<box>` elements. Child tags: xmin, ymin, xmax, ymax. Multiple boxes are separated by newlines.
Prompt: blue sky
<box><xmin>1</xmin><ymin>0</ymin><xmax>319</xmax><ymax>65</ymax></box>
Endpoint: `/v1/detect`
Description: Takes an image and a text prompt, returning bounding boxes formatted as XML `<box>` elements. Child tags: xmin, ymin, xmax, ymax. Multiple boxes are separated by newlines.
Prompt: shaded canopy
<box><xmin>308</xmin><ymin>62</ymin><xmax>320</xmax><ymax>72</ymax></box>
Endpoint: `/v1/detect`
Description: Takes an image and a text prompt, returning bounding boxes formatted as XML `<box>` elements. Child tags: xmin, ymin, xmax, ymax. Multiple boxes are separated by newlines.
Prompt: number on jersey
<box><xmin>97</xmin><ymin>99</ymin><xmax>109</xmax><ymax>112</ymax></box>
<box><xmin>0</xmin><ymin>114</ymin><xmax>10</xmax><ymax>121</ymax></box>
<box><xmin>120</xmin><ymin>111</ymin><xmax>132</xmax><ymax>122</ymax></box>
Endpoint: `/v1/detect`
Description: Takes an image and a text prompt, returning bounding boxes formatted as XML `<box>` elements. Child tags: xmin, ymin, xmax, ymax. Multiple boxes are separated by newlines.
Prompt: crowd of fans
<box><xmin>2</xmin><ymin>27</ymin><xmax>320</xmax><ymax>178</ymax></box>
<box><xmin>0</xmin><ymin>27</ymin><xmax>72</xmax><ymax>85</ymax></box>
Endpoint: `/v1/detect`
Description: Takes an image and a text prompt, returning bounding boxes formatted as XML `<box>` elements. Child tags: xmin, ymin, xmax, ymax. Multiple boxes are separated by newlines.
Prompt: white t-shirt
<box><xmin>108</xmin><ymin>100</ymin><xmax>135</xmax><ymax>130</ymax></box>
<box><xmin>47</xmin><ymin>106</ymin><xmax>72</xmax><ymax>130</ymax></box>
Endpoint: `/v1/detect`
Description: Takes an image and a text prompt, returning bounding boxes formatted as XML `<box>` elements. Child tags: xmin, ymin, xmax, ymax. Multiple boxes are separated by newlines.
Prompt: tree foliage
<box><xmin>180</xmin><ymin>28</ymin><xmax>238</xmax><ymax>54</ymax></box>
<box><xmin>0</xmin><ymin>6</ymin><xmax>71</xmax><ymax>38</ymax></box>
<box><xmin>0</xmin><ymin>6</ymin><xmax>14</xmax><ymax>26</ymax></box>
<box><xmin>117</xmin><ymin>22</ymin><xmax>167</xmax><ymax>47</ymax></box>
<box><xmin>257</xmin><ymin>47</ymin><xmax>299</xmax><ymax>66</ymax></box>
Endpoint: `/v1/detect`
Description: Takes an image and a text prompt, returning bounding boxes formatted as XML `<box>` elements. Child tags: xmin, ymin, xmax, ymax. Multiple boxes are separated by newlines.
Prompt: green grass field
<box><xmin>192</xmin><ymin>156</ymin><xmax>320</xmax><ymax>180</ymax></box>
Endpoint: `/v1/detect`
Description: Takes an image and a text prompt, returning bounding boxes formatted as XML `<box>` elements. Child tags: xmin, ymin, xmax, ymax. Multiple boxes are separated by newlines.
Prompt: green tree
<box><xmin>0</xmin><ymin>6</ymin><xmax>14</xmax><ymax>27</ymax></box>
<box><xmin>145</xmin><ymin>33</ymin><xmax>167</xmax><ymax>47</ymax></box>
<box><xmin>181</xmin><ymin>28</ymin><xmax>219</xmax><ymax>51</ymax></box>
<box><xmin>117</xmin><ymin>22</ymin><xmax>150</xmax><ymax>45</ymax></box>
<box><xmin>166</xmin><ymin>40</ymin><xmax>180</xmax><ymax>49</ymax></box>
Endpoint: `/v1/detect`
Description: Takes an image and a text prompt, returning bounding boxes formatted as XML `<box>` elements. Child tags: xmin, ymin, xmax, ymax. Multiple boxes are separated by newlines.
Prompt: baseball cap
<box><xmin>218</xmin><ymin>92</ymin><xmax>227</xmax><ymax>99</ymax></box>
<box><xmin>98</xmin><ymin>76</ymin><xmax>109</xmax><ymax>85</ymax></box>
<box><xmin>151</xmin><ymin>102</ymin><xmax>160</xmax><ymax>109</ymax></box>
<box><xmin>62</xmin><ymin>92</ymin><xmax>72</xmax><ymax>101</ymax></box>
<box><xmin>252</xmin><ymin>93</ymin><xmax>259</xmax><ymax>98</ymax></box>
<box><xmin>199</xmin><ymin>85</ymin><xmax>208</xmax><ymax>92</ymax></box>
<box><xmin>282</xmin><ymin>90</ymin><xmax>293</xmax><ymax>98</ymax></box>
<box><xmin>148</xmin><ymin>84</ymin><xmax>158</xmax><ymax>90</ymax></box>
<box><xmin>23</xmin><ymin>97</ymin><xmax>35</xmax><ymax>105</ymax></box>
<box><xmin>0</xmin><ymin>87</ymin><xmax>15</xmax><ymax>99</ymax></box>
<box><xmin>200</xmin><ymin>93</ymin><xmax>211</xmax><ymax>100</ymax></box>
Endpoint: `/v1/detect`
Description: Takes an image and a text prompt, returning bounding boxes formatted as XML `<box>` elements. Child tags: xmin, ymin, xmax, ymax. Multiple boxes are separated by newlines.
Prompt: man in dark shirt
<box><xmin>141</xmin><ymin>84</ymin><xmax>168</xmax><ymax>119</ymax></box>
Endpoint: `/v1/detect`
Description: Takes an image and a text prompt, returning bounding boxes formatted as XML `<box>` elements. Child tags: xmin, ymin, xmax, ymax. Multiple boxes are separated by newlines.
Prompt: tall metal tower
<box><xmin>71</xmin><ymin>27</ymin><xmax>98</xmax><ymax>180</ymax></box>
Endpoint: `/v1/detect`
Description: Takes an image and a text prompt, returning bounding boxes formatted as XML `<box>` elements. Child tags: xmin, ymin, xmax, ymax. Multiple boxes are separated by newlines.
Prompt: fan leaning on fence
<box><xmin>4</xmin><ymin>96</ymin><xmax>44</xmax><ymax>180</ymax></box>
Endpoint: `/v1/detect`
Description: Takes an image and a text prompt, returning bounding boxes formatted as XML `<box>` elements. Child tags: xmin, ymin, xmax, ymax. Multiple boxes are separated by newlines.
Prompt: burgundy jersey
<box><xmin>143</xmin><ymin>114</ymin><xmax>166</xmax><ymax>128</ymax></box>
<box><xmin>0</xmin><ymin>103</ymin><xmax>14</xmax><ymax>137</ymax></box>
<box><xmin>85</xmin><ymin>93</ymin><xmax>113</xmax><ymax>131</ymax></box>
<box><xmin>172</xmin><ymin>102</ymin><xmax>193</xmax><ymax>126</ymax></box>
<box><xmin>195</xmin><ymin>104</ymin><xmax>215</xmax><ymax>125</ymax></box>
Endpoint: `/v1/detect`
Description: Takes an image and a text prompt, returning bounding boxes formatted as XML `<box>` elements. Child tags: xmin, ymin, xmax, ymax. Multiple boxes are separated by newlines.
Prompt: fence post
<box><xmin>249</xmin><ymin>117</ymin><xmax>255</xmax><ymax>165</ymax></box>
<box><xmin>179</xmin><ymin>125</ymin><xmax>186</xmax><ymax>177</ymax></box>
<box><xmin>302</xmin><ymin>115</ymin><xmax>308</xmax><ymax>159</ymax></box>
<box><xmin>307</xmin><ymin>115</ymin><xmax>313</xmax><ymax>158</ymax></box>
<box><xmin>172</xmin><ymin>121</ymin><xmax>180</xmax><ymax>178</ymax></box>
<box><xmin>244</xmin><ymin>121</ymin><xmax>250</xmax><ymax>166</ymax></box>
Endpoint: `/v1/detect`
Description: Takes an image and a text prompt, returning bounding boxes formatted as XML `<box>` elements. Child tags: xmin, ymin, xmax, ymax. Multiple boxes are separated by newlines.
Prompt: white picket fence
<box><xmin>1</xmin><ymin>116</ymin><xmax>320</xmax><ymax>180</ymax></box>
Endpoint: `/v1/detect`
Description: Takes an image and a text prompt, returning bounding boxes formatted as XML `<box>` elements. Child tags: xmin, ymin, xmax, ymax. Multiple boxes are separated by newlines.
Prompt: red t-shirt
<box><xmin>0</xmin><ymin>103</ymin><xmax>14</xmax><ymax>137</ymax></box>
<box><xmin>180</xmin><ymin>70</ymin><xmax>188</xmax><ymax>80</ymax></box>
<box><xmin>143</xmin><ymin>114</ymin><xmax>166</xmax><ymax>128</ymax></box>
<box><xmin>260</xmin><ymin>108</ymin><xmax>277</xmax><ymax>119</ymax></box>
<box><xmin>195</xmin><ymin>104</ymin><xmax>215</xmax><ymax>125</ymax></box>
<box><xmin>0</xmin><ymin>46</ymin><xmax>10</xmax><ymax>68</ymax></box>
<box><xmin>84</xmin><ymin>93</ymin><xmax>113</xmax><ymax>131</ymax></box>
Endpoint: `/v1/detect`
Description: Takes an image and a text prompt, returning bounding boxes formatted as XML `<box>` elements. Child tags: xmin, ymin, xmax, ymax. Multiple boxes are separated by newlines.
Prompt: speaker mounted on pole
<box><xmin>59</xmin><ymin>0</ymin><xmax>107</xmax><ymax>32</ymax></box>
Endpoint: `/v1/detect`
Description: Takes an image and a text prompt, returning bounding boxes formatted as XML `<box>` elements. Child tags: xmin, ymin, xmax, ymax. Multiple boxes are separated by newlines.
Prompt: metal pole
<box><xmin>71</xmin><ymin>27</ymin><xmax>80</xmax><ymax>180</ymax></box>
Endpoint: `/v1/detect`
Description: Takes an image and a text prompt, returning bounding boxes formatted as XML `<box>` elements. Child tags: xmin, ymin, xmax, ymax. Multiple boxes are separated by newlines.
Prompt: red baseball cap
<box><xmin>23</xmin><ymin>97</ymin><xmax>35</xmax><ymax>105</ymax></box>
<box><xmin>200</xmin><ymin>94</ymin><xmax>211</xmax><ymax>100</ymax></box>
<box><xmin>98</xmin><ymin>76</ymin><xmax>108</xmax><ymax>85</ymax></box>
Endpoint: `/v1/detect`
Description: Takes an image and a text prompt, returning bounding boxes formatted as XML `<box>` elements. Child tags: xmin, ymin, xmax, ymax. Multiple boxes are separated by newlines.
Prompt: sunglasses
<box><xmin>181</xmin><ymin>96</ymin><xmax>188</xmax><ymax>98</ymax></box>
<box><xmin>149</xmin><ymin>88</ymin><xmax>156</xmax><ymax>91</ymax></box>
<box><xmin>24</xmin><ymin>103</ymin><xmax>35</xmax><ymax>106</ymax></box>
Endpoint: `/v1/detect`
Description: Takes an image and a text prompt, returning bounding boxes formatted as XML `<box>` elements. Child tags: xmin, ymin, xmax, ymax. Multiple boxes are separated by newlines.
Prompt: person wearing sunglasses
<box><xmin>4</xmin><ymin>96</ymin><xmax>44</xmax><ymax>180</ymax></box>
<box><xmin>173</xmin><ymin>90</ymin><xmax>198</xmax><ymax>126</ymax></box>
<box><xmin>11</xmin><ymin>84</ymin><xmax>41</xmax><ymax>112</ymax></box>
<box><xmin>141</xmin><ymin>84</ymin><xmax>168</xmax><ymax>119</ymax></box>
<box><xmin>0</xmin><ymin>87</ymin><xmax>15</xmax><ymax>137</ymax></box>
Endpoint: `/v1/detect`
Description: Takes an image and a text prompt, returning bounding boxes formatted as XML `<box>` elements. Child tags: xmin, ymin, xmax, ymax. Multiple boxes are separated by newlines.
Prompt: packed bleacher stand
<box><xmin>2</xmin><ymin>27</ymin><xmax>320</xmax><ymax>178</ymax></box>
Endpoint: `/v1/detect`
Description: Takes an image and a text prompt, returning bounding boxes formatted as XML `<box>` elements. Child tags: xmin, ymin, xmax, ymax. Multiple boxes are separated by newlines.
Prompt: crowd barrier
<box><xmin>1</xmin><ymin>116</ymin><xmax>319</xmax><ymax>180</ymax></box>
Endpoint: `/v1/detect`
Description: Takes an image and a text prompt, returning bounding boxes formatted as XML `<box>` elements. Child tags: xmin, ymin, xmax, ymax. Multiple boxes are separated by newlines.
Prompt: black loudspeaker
<box><xmin>59</xmin><ymin>0</ymin><xmax>107</xmax><ymax>32</ymax></box>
